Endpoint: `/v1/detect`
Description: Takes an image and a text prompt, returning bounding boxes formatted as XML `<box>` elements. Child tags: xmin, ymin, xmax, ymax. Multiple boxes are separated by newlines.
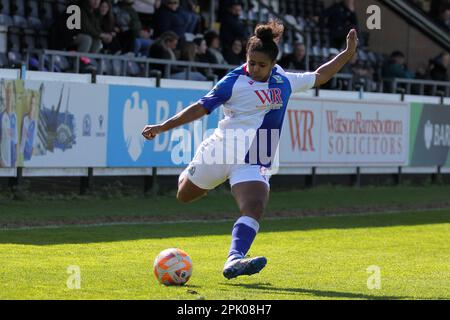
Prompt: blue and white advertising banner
<box><xmin>106</xmin><ymin>86</ymin><xmax>219</xmax><ymax>167</ymax></box>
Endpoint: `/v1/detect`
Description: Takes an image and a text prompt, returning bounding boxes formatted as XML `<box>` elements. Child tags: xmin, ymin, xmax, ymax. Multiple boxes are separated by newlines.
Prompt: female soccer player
<box><xmin>142</xmin><ymin>21</ymin><xmax>358</xmax><ymax>279</ymax></box>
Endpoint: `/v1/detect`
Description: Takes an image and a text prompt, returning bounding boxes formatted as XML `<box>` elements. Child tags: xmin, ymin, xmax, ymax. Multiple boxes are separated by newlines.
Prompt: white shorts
<box><xmin>179</xmin><ymin>134</ymin><xmax>271</xmax><ymax>190</ymax></box>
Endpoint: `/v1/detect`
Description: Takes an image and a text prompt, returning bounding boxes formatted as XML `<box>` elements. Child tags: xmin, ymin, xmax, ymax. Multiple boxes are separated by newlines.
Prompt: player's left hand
<box><xmin>346</xmin><ymin>29</ymin><xmax>359</xmax><ymax>54</ymax></box>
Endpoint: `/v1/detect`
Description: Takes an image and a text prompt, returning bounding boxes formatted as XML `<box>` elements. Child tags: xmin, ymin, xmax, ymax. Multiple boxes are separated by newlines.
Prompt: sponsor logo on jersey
<box><xmin>254</xmin><ymin>88</ymin><xmax>283</xmax><ymax>110</ymax></box>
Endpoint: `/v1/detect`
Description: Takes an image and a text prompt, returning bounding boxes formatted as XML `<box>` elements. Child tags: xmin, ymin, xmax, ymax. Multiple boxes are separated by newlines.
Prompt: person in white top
<box><xmin>142</xmin><ymin>20</ymin><xmax>358</xmax><ymax>279</ymax></box>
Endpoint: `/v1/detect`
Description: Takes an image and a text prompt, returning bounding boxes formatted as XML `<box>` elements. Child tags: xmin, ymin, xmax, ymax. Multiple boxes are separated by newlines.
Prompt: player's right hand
<box><xmin>142</xmin><ymin>124</ymin><xmax>163</xmax><ymax>140</ymax></box>
<box><xmin>346</xmin><ymin>29</ymin><xmax>358</xmax><ymax>54</ymax></box>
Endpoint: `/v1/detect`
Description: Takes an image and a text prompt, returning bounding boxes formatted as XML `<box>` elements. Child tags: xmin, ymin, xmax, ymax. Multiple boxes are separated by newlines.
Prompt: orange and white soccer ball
<box><xmin>153</xmin><ymin>248</ymin><xmax>193</xmax><ymax>286</ymax></box>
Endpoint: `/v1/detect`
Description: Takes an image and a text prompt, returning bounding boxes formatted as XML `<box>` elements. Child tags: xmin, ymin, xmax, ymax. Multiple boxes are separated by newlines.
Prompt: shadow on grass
<box><xmin>0</xmin><ymin>211</ymin><xmax>449</xmax><ymax>245</ymax></box>
<box><xmin>221</xmin><ymin>282</ymin><xmax>434</xmax><ymax>300</ymax></box>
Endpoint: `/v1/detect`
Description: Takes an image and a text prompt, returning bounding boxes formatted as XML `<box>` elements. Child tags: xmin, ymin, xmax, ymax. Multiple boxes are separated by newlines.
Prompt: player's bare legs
<box><xmin>231</xmin><ymin>181</ymin><xmax>269</xmax><ymax>221</ymax></box>
<box><xmin>176</xmin><ymin>175</ymin><xmax>208</xmax><ymax>203</ymax></box>
<box><xmin>223</xmin><ymin>181</ymin><xmax>269</xmax><ymax>279</ymax></box>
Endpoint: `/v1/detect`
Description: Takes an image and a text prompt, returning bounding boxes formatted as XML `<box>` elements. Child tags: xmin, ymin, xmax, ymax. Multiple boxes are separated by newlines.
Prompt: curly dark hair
<box><xmin>246</xmin><ymin>20</ymin><xmax>284</xmax><ymax>61</ymax></box>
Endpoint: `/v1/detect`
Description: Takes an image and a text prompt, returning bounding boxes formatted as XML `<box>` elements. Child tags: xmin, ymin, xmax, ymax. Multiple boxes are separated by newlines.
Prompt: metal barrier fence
<box><xmin>25</xmin><ymin>49</ymin><xmax>355</xmax><ymax>86</ymax></box>
<box><xmin>383</xmin><ymin>78</ymin><xmax>450</xmax><ymax>97</ymax></box>
<box><xmin>25</xmin><ymin>49</ymin><xmax>450</xmax><ymax>97</ymax></box>
<box><xmin>26</xmin><ymin>49</ymin><xmax>232</xmax><ymax>80</ymax></box>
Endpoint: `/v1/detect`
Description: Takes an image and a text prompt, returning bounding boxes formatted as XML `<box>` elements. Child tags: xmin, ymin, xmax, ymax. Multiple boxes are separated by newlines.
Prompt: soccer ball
<box><xmin>153</xmin><ymin>248</ymin><xmax>193</xmax><ymax>286</ymax></box>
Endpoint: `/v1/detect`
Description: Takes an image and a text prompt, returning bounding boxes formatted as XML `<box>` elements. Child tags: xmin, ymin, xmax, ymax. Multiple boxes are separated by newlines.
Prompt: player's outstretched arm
<box><xmin>141</xmin><ymin>103</ymin><xmax>207</xmax><ymax>140</ymax></box>
<box><xmin>313</xmin><ymin>29</ymin><xmax>358</xmax><ymax>87</ymax></box>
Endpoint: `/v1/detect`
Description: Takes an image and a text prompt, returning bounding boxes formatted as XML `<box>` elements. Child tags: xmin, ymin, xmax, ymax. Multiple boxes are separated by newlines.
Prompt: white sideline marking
<box><xmin>1</xmin><ymin>207</ymin><xmax>449</xmax><ymax>231</ymax></box>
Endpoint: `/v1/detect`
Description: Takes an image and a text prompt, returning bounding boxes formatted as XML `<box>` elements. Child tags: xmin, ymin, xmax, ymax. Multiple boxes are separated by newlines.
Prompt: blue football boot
<box><xmin>223</xmin><ymin>256</ymin><xmax>267</xmax><ymax>279</ymax></box>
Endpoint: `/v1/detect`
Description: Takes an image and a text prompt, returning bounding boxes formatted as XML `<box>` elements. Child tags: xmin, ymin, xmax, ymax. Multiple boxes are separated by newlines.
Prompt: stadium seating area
<box><xmin>0</xmin><ymin>0</ymin><xmax>59</xmax><ymax>67</ymax></box>
<box><xmin>0</xmin><ymin>0</ymin><xmax>448</xmax><ymax>95</ymax></box>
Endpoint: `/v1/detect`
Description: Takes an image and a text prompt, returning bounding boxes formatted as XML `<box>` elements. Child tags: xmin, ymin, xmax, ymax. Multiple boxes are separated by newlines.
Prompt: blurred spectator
<box><xmin>219</xmin><ymin>1</ymin><xmax>250</xmax><ymax>51</ymax></box>
<box><xmin>278</xmin><ymin>41</ymin><xmax>307</xmax><ymax>71</ymax></box>
<box><xmin>194</xmin><ymin>36</ymin><xmax>218</xmax><ymax>79</ymax></box>
<box><xmin>174</xmin><ymin>39</ymin><xmax>208</xmax><ymax>80</ymax></box>
<box><xmin>414</xmin><ymin>62</ymin><xmax>428</xmax><ymax>79</ymax></box>
<box><xmin>149</xmin><ymin>31</ymin><xmax>183</xmax><ymax>75</ymax></box>
<box><xmin>322</xmin><ymin>0</ymin><xmax>359</xmax><ymax>49</ymax></box>
<box><xmin>72</xmin><ymin>0</ymin><xmax>111</xmax><ymax>53</ymax></box>
<box><xmin>99</xmin><ymin>0</ymin><xmax>116</xmax><ymax>35</ymax></box>
<box><xmin>429</xmin><ymin>52</ymin><xmax>450</xmax><ymax>81</ymax></box>
<box><xmin>204</xmin><ymin>31</ymin><xmax>226</xmax><ymax>65</ymax></box>
<box><xmin>153</xmin><ymin>0</ymin><xmax>187</xmax><ymax>42</ymax></box>
<box><xmin>135</xmin><ymin>29</ymin><xmax>154</xmax><ymax>57</ymax></box>
<box><xmin>223</xmin><ymin>38</ymin><xmax>245</xmax><ymax>65</ymax></box>
<box><xmin>180</xmin><ymin>0</ymin><xmax>201</xmax><ymax>34</ymax></box>
<box><xmin>99</xmin><ymin>0</ymin><xmax>121</xmax><ymax>54</ymax></box>
<box><xmin>203</xmin><ymin>30</ymin><xmax>227</xmax><ymax>77</ymax></box>
<box><xmin>193</xmin><ymin>37</ymin><xmax>208</xmax><ymax>61</ymax></box>
<box><xmin>430</xmin><ymin>0</ymin><xmax>450</xmax><ymax>18</ymax></box>
<box><xmin>179</xmin><ymin>41</ymin><xmax>197</xmax><ymax>61</ymax></box>
<box><xmin>133</xmin><ymin>0</ymin><xmax>161</xmax><ymax>28</ymax></box>
<box><xmin>342</xmin><ymin>52</ymin><xmax>376</xmax><ymax>91</ymax></box>
<box><xmin>437</xmin><ymin>7</ymin><xmax>450</xmax><ymax>29</ymax></box>
<box><xmin>382</xmin><ymin>51</ymin><xmax>414</xmax><ymax>79</ymax></box>
<box><xmin>115</xmin><ymin>0</ymin><xmax>153</xmax><ymax>56</ymax></box>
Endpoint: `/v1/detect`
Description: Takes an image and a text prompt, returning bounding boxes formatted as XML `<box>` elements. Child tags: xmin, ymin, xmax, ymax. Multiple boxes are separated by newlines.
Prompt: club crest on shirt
<box><xmin>272</xmin><ymin>75</ymin><xmax>284</xmax><ymax>83</ymax></box>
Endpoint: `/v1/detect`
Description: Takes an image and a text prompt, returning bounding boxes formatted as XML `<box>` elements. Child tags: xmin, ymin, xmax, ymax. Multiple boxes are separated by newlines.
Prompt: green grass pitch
<box><xmin>0</xmin><ymin>210</ymin><xmax>449</xmax><ymax>300</ymax></box>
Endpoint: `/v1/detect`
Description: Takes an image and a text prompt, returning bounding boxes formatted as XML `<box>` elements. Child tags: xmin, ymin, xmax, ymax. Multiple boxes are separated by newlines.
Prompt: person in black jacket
<box><xmin>437</xmin><ymin>7</ymin><xmax>450</xmax><ymax>30</ymax></box>
<box><xmin>204</xmin><ymin>31</ymin><xmax>226</xmax><ymax>65</ymax></box>
<box><xmin>99</xmin><ymin>0</ymin><xmax>121</xmax><ymax>53</ymax></box>
<box><xmin>114</xmin><ymin>0</ymin><xmax>153</xmax><ymax>55</ymax></box>
<box><xmin>223</xmin><ymin>38</ymin><xmax>245</xmax><ymax>66</ymax></box>
<box><xmin>219</xmin><ymin>1</ymin><xmax>250</xmax><ymax>51</ymax></box>
<box><xmin>153</xmin><ymin>0</ymin><xmax>187</xmax><ymax>42</ymax></box>
<box><xmin>203</xmin><ymin>30</ymin><xmax>227</xmax><ymax>78</ymax></box>
<box><xmin>179</xmin><ymin>0</ymin><xmax>201</xmax><ymax>34</ymax></box>
<box><xmin>429</xmin><ymin>52</ymin><xmax>450</xmax><ymax>81</ymax></box>
<box><xmin>72</xmin><ymin>0</ymin><xmax>113</xmax><ymax>53</ymax></box>
<box><xmin>278</xmin><ymin>41</ymin><xmax>307</xmax><ymax>71</ymax></box>
<box><xmin>148</xmin><ymin>31</ymin><xmax>182</xmax><ymax>76</ymax></box>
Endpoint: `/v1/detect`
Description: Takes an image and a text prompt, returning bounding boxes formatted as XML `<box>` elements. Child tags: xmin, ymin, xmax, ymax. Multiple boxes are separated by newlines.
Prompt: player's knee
<box><xmin>176</xmin><ymin>189</ymin><xmax>192</xmax><ymax>203</ymax></box>
<box><xmin>240</xmin><ymin>199</ymin><xmax>265</xmax><ymax>217</ymax></box>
